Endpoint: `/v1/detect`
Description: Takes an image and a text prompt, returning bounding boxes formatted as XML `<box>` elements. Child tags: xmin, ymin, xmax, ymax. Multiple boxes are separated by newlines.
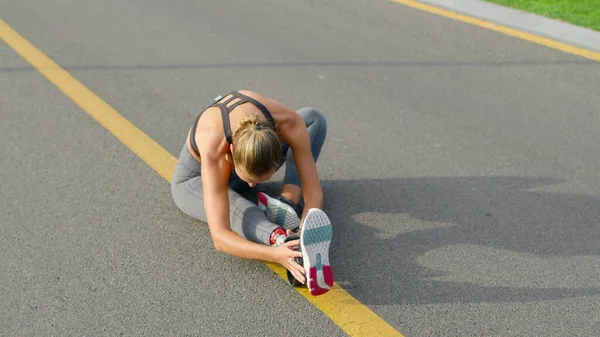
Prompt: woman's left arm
<box><xmin>283</xmin><ymin>112</ymin><xmax>324</xmax><ymax>221</ymax></box>
<box><xmin>249</xmin><ymin>91</ymin><xmax>324</xmax><ymax>222</ymax></box>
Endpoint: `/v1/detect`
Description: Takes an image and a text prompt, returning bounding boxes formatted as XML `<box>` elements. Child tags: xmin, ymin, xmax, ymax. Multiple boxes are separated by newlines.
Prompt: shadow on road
<box><xmin>262</xmin><ymin>176</ymin><xmax>600</xmax><ymax>305</ymax></box>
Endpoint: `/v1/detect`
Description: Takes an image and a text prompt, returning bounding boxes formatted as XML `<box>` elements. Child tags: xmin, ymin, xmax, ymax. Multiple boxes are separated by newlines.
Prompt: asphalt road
<box><xmin>2</xmin><ymin>0</ymin><xmax>600</xmax><ymax>336</ymax></box>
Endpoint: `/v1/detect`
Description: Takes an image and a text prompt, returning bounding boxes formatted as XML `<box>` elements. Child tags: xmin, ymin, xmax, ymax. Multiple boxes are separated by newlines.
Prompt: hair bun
<box><xmin>238</xmin><ymin>113</ymin><xmax>261</xmax><ymax>128</ymax></box>
<box><xmin>238</xmin><ymin>113</ymin><xmax>272</xmax><ymax>132</ymax></box>
<box><xmin>231</xmin><ymin>111</ymin><xmax>283</xmax><ymax>178</ymax></box>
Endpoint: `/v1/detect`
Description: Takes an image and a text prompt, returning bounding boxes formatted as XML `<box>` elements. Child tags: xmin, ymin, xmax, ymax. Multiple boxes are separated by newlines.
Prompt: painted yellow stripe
<box><xmin>0</xmin><ymin>21</ymin><xmax>175</xmax><ymax>182</ymax></box>
<box><xmin>392</xmin><ymin>0</ymin><xmax>600</xmax><ymax>62</ymax></box>
<box><xmin>0</xmin><ymin>19</ymin><xmax>403</xmax><ymax>337</ymax></box>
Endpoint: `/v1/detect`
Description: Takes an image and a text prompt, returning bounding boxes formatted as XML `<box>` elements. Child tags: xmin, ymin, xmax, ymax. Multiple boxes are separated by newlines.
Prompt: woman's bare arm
<box><xmin>198</xmin><ymin>133</ymin><xmax>275</xmax><ymax>261</ymax></box>
<box><xmin>259</xmin><ymin>96</ymin><xmax>324</xmax><ymax>222</ymax></box>
<box><xmin>285</xmin><ymin>115</ymin><xmax>324</xmax><ymax>220</ymax></box>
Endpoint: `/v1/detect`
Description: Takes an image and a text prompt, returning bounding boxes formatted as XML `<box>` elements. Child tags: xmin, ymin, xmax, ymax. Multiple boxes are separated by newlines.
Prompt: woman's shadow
<box><xmin>260</xmin><ymin>176</ymin><xmax>600</xmax><ymax>305</ymax></box>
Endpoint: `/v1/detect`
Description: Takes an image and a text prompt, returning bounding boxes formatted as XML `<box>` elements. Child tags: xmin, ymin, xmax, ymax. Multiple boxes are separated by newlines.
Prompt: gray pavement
<box><xmin>2</xmin><ymin>0</ymin><xmax>600</xmax><ymax>336</ymax></box>
<box><xmin>0</xmin><ymin>43</ymin><xmax>344</xmax><ymax>337</ymax></box>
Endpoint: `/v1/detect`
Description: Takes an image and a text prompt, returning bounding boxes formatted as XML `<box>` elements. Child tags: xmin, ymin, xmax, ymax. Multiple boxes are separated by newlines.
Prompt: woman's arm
<box><xmin>199</xmin><ymin>149</ymin><xmax>272</xmax><ymax>260</ymax></box>
<box><xmin>252</xmin><ymin>92</ymin><xmax>325</xmax><ymax>223</ymax></box>
<box><xmin>200</xmin><ymin>154</ymin><xmax>305</xmax><ymax>281</ymax></box>
<box><xmin>286</xmin><ymin>117</ymin><xmax>324</xmax><ymax>220</ymax></box>
<box><xmin>198</xmin><ymin>133</ymin><xmax>304</xmax><ymax>275</ymax></box>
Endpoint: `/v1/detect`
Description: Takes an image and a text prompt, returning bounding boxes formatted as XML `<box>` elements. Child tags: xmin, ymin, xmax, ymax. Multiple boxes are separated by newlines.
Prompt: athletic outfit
<box><xmin>188</xmin><ymin>91</ymin><xmax>276</xmax><ymax>157</ymax></box>
<box><xmin>170</xmin><ymin>91</ymin><xmax>327</xmax><ymax>245</ymax></box>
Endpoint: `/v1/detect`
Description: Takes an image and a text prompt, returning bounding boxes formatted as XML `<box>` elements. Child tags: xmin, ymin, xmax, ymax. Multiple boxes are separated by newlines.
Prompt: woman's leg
<box><xmin>280</xmin><ymin>107</ymin><xmax>327</xmax><ymax>204</ymax></box>
<box><xmin>171</xmin><ymin>145</ymin><xmax>279</xmax><ymax>245</ymax></box>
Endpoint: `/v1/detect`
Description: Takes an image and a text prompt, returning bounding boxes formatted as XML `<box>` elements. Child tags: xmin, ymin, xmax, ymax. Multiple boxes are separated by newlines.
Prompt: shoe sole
<box><xmin>257</xmin><ymin>192</ymin><xmax>300</xmax><ymax>230</ymax></box>
<box><xmin>300</xmin><ymin>208</ymin><xmax>334</xmax><ymax>296</ymax></box>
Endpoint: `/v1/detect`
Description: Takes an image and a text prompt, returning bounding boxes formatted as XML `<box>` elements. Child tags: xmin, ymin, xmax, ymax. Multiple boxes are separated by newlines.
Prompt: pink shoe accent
<box><xmin>307</xmin><ymin>267</ymin><xmax>332</xmax><ymax>296</ymax></box>
<box><xmin>269</xmin><ymin>227</ymin><xmax>286</xmax><ymax>246</ymax></box>
<box><xmin>311</xmin><ymin>288</ymin><xmax>329</xmax><ymax>296</ymax></box>
<box><xmin>257</xmin><ymin>192</ymin><xmax>268</xmax><ymax>206</ymax></box>
<box><xmin>308</xmin><ymin>267</ymin><xmax>318</xmax><ymax>294</ymax></box>
<box><xmin>323</xmin><ymin>266</ymin><xmax>334</xmax><ymax>287</ymax></box>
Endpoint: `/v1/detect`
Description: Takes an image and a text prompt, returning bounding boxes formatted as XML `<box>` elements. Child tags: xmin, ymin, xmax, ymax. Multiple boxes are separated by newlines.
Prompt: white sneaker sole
<box><xmin>300</xmin><ymin>208</ymin><xmax>334</xmax><ymax>296</ymax></box>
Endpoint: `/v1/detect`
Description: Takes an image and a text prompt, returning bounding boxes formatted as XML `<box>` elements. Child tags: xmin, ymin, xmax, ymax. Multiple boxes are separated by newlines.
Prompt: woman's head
<box><xmin>231</xmin><ymin>113</ymin><xmax>283</xmax><ymax>184</ymax></box>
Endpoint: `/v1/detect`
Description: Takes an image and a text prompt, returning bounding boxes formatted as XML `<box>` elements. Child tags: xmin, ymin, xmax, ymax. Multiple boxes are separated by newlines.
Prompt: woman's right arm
<box><xmin>200</xmin><ymin>154</ymin><xmax>271</xmax><ymax>259</ymax></box>
<box><xmin>201</xmin><ymin>158</ymin><xmax>305</xmax><ymax>282</ymax></box>
<box><xmin>198</xmin><ymin>131</ymin><xmax>305</xmax><ymax>282</ymax></box>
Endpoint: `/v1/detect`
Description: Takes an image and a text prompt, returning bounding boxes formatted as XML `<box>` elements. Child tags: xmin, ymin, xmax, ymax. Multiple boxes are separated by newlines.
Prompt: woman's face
<box><xmin>234</xmin><ymin>167</ymin><xmax>275</xmax><ymax>188</ymax></box>
<box><xmin>229</xmin><ymin>144</ymin><xmax>278</xmax><ymax>187</ymax></box>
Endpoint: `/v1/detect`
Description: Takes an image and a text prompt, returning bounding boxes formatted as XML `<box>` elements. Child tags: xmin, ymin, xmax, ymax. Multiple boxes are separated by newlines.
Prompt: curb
<box><xmin>414</xmin><ymin>0</ymin><xmax>600</xmax><ymax>53</ymax></box>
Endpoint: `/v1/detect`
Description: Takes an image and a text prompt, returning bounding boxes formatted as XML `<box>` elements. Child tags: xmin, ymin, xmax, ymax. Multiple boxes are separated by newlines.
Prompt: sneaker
<box><xmin>258</xmin><ymin>192</ymin><xmax>301</xmax><ymax>230</ymax></box>
<box><xmin>270</xmin><ymin>227</ymin><xmax>288</xmax><ymax>247</ymax></box>
<box><xmin>283</xmin><ymin>235</ymin><xmax>303</xmax><ymax>286</ymax></box>
<box><xmin>300</xmin><ymin>208</ymin><xmax>334</xmax><ymax>296</ymax></box>
<box><xmin>275</xmin><ymin>195</ymin><xmax>303</xmax><ymax>218</ymax></box>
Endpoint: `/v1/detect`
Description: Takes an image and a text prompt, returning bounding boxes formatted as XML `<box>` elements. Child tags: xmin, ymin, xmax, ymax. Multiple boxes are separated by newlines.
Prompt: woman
<box><xmin>171</xmin><ymin>90</ymin><xmax>334</xmax><ymax>296</ymax></box>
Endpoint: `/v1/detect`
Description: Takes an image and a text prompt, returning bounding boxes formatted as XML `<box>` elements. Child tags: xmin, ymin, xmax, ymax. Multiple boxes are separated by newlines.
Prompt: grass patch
<box><xmin>484</xmin><ymin>0</ymin><xmax>600</xmax><ymax>32</ymax></box>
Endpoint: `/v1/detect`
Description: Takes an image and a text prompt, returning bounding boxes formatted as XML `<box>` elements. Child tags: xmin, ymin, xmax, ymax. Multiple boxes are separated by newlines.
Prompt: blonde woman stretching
<box><xmin>171</xmin><ymin>90</ymin><xmax>333</xmax><ymax>296</ymax></box>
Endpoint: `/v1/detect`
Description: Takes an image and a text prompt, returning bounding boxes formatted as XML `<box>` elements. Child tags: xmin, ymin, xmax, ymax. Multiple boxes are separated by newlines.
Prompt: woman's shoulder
<box><xmin>236</xmin><ymin>89</ymin><xmax>272</xmax><ymax>106</ymax></box>
<box><xmin>236</xmin><ymin>90</ymin><xmax>293</xmax><ymax>117</ymax></box>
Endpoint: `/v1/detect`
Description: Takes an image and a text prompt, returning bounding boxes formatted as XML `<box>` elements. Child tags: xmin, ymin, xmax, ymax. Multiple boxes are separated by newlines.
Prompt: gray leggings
<box><xmin>171</xmin><ymin>107</ymin><xmax>327</xmax><ymax>245</ymax></box>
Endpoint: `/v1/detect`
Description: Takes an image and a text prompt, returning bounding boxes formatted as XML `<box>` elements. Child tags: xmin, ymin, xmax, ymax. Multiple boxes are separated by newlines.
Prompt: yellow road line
<box><xmin>0</xmin><ymin>21</ymin><xmax>175</xmax><ymax>182</ymax></box>
<box><xmin>392</xmin><ymin>0</ymin><xmax>600</xmax><ymax>62</ymax></box>
<box><xmin>0</xmin><ymin>19</ymin><xmax>403</xmax><ymax>337</ymax></box>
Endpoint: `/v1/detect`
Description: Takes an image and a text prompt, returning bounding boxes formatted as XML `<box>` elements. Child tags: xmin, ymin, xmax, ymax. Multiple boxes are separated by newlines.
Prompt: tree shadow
<box><xmin>261</xmin><ymin>176</ymin><xmax>600</xmax><ymax>305</ymax></box>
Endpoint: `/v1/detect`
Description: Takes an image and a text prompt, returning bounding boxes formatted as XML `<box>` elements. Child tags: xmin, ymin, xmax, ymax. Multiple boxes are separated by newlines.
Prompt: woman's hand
<box><xmin>272</xmin><ymin>240</ymin><xmax>305</xmax><ymax>284</ymax></box>
<box><xmin>285</xmin><ymin>228</ymin><xmax>302</xmax><ymax>237</ymax></box>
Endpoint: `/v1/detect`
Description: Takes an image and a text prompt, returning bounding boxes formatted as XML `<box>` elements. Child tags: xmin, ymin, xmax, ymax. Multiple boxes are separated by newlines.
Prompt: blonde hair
<box><xmin>232</xmin><ymin>113</ymin><xmax>283</xmax><ymax>179</ymax></box>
